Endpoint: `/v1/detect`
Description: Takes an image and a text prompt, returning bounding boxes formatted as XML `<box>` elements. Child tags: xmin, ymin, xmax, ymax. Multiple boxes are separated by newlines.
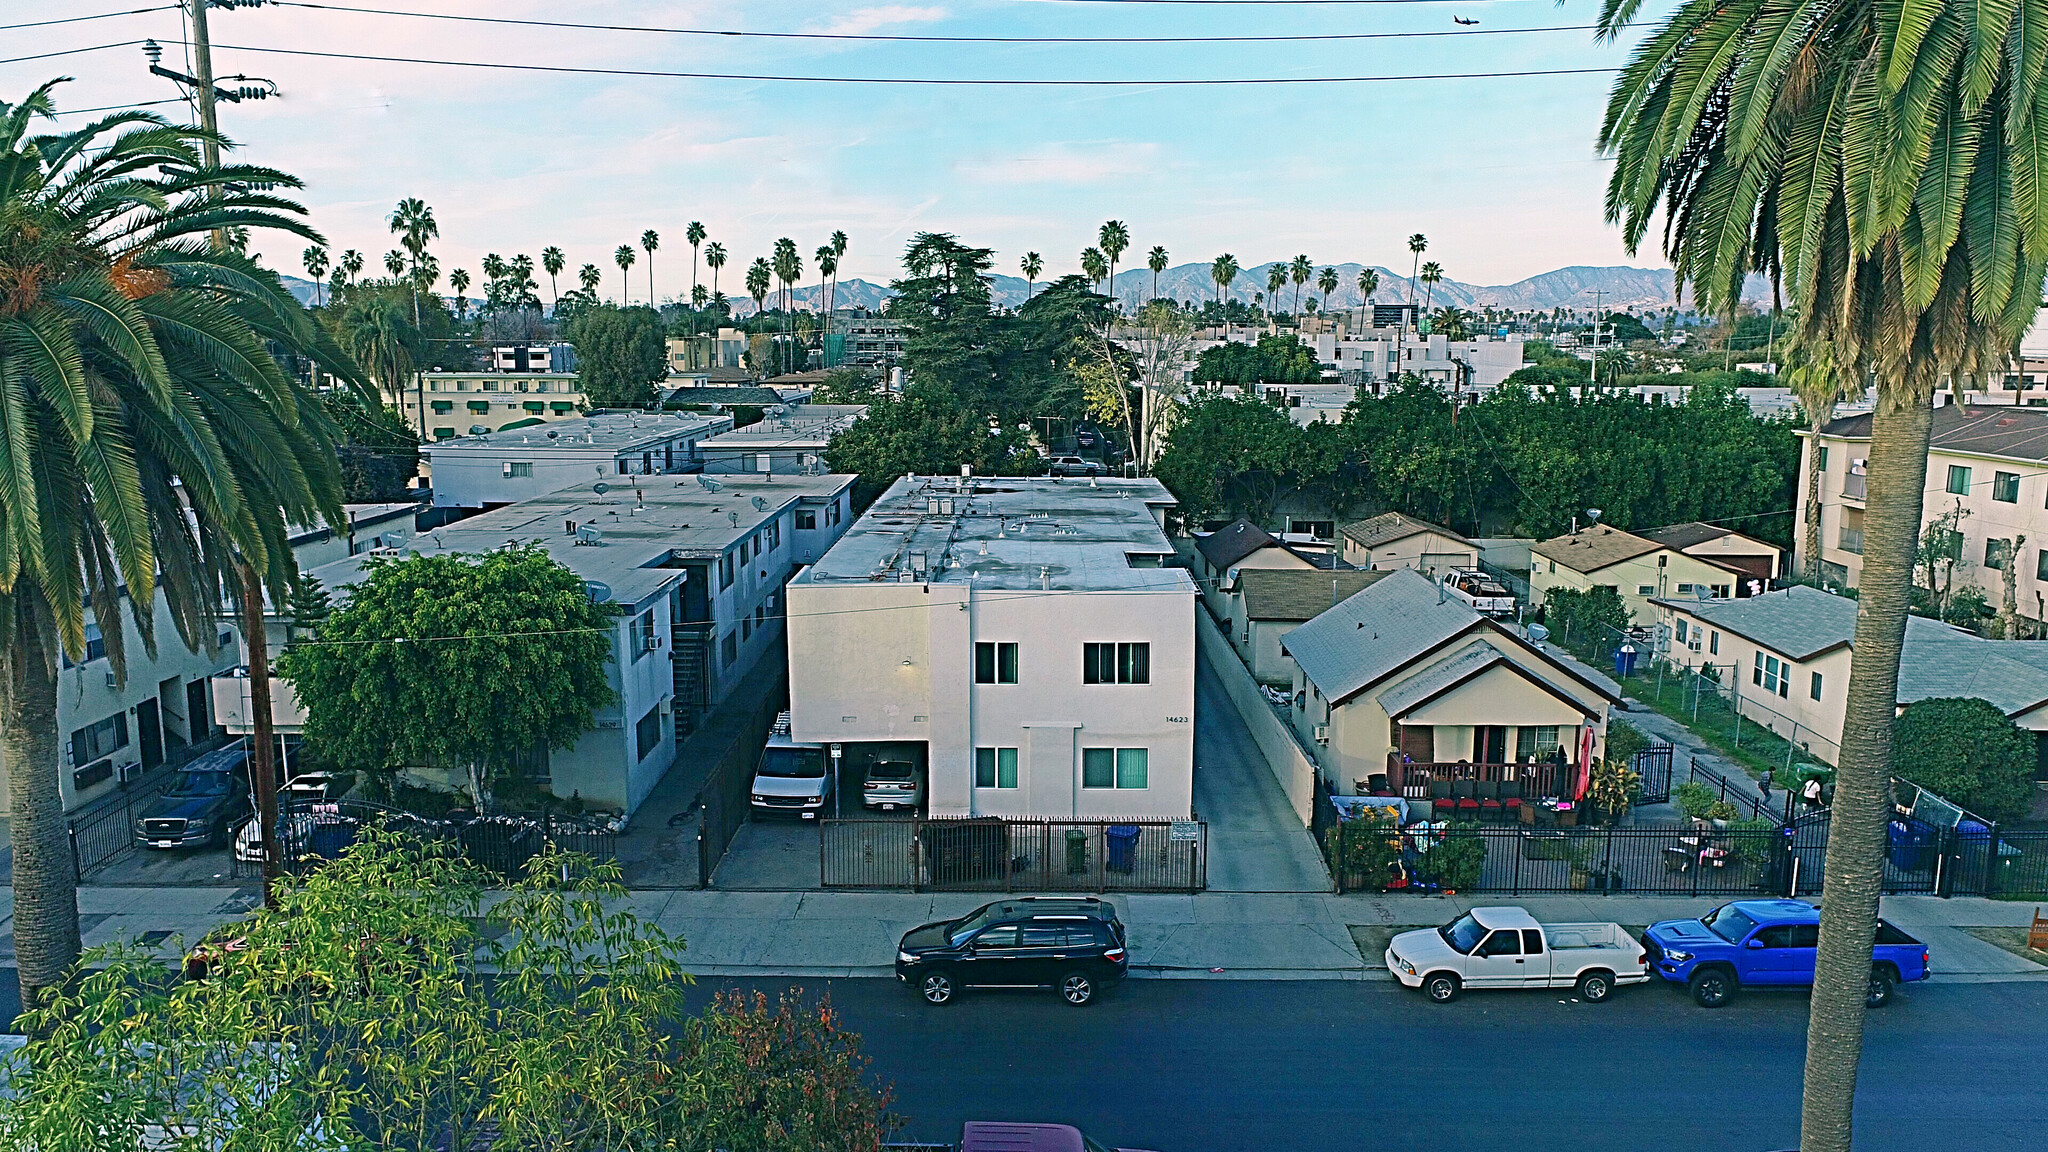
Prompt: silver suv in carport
<box><xmin>1045</xmin><ymin>455</ymin><xmax>1102</xmax><ymax>477</ymax></box>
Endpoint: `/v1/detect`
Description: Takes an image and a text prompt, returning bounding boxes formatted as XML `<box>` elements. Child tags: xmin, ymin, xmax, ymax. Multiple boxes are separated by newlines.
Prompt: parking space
<box><xmin>713</xmin><ymin>757</ymin><xmax>920</xmax><ymax>889</ymax></box>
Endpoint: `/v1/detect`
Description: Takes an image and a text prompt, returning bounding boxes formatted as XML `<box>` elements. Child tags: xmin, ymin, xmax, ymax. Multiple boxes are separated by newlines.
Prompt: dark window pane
<box><xmin>998</xmin><ymin>642</ymin><xmax>1018</xmax><ymax>684</ymax></box>
<box><xmin>975</xmin><ymin>642</ymin><xmax>996</xmax><ymax>684</ymax></box>
<box><xmin>973</xmin><ymin>925</ymin><xmax>1019</xmax><ymax>947</ymax></box>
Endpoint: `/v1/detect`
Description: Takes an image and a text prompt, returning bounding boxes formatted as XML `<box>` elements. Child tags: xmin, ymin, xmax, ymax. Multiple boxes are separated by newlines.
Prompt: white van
<box><xmin>749</xmin><ymin>712</ymin><xmax>831</xmax><ymax>819</ymax></box>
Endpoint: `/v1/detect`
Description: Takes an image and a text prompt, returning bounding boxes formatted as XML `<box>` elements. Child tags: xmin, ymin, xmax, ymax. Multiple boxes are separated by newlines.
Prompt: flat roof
<box><xmin>794</xmin><ymin>474</ymin><xmax>1191</xmax><ymax>594</ymax></box>
<box><xmin>699</xmin><ymin>405</ymin><xmax>869</xmax><ymax>450</ymax></box>
<box><xmin>422</xmin><ymin>370</ymin><xmax>577</xmax><ymax>379</ymax></box>
<box><xmin>307</xmin><ymin>472</ymin><xmax>855</xmax><ymax>609</ymax></box>
<box><xmin>419</xmin><ymin>411</ymin><xmax>731</xmax><ymax>458</ymax></box>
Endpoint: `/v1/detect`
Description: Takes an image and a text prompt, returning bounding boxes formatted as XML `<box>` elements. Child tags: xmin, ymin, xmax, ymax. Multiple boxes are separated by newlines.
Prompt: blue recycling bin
<box><xmin>1888</xmin><ymin>819</ymin><xmax>1935</xmax><ymax>872</ymax></box>
<box><xmin>1614</xmin><ymin>646</ymin><xmax>1638</xmax><ymax>678</ymax></box>
<box><xmin>1106</xmin><ymin>825</ymin><xmax>1141</xmax><ymax>873</ymax></box>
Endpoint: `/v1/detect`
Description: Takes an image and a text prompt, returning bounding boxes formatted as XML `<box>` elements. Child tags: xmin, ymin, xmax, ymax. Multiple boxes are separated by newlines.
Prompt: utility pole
<box><xmin>155</xmin><ymin>0</ymin><xmax>285</xmax><ymax>905</ymax></box>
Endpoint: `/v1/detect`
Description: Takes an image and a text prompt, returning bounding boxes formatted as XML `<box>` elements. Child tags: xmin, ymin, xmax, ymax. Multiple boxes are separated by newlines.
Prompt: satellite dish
<box><xmin>547</xmin><ymin>429</ymin><xmax>560</xmax><ymax>439</ymax></box>
<box><xmin>697</xmin><ymin>475</ymin><xmax>724</xmax><ymax>492</ymax></box>
<box><xmin>751</xmin><ymin>496</ymin><xmax>768</xmax><ymax>511</ymax></box>
<box><xmin>583</xmin><ymin>580</ymin><xmax>612</xmax><ymax>602</ymax></box>
<box><xmin>1526</xmin><ymin>622</ymin><xmax>1551</xmax><ymax>643</ymax></box>
<box><xmin>1585</xmin><ymin>508</ymin><xmax>1603</xmax><ymax>524</ymax></box>
<box><xmin>593</xmin><ymin>482</ymin><xmax>611</xmax><ymax>495</ymax></box>
<box><xmin>469</xmin><ymin>425</ymin><xmax>489</xmax><ymax>435</ymax></box>
<box><xmin>575</xmin><ymin>525</ymin><xmax>605</xmax><ymax>546</ymax></box>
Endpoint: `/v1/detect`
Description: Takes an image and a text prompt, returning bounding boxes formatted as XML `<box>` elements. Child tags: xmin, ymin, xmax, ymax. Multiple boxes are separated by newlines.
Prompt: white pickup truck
<box><xmin>1386</xmin><ymin>905</ymin><xmax>1650</xmax><ymax>1003</ymax></box>
<box><xmin>1440</xmin><ymin>569</ymin><xmax>1516</xmax><ymax>617</ymax></box>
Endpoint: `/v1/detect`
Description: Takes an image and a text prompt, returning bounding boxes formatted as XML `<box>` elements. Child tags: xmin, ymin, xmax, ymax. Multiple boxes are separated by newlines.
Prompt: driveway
<box><xmin>1193</xmin><ymin>649</ymin><xmax>1333</xmax><ymax>893</ymax></box>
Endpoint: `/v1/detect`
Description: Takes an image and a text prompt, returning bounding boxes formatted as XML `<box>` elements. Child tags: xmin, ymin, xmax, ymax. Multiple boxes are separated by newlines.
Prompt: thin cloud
<box><xmin>808</xmin><ymin>6</ymin><xmax>950</xmax><ymax>37</ymax></box>
<box><xmin>955</xmin><ymin>141</ymin><xmax>1165</xmax><ymax>185</ymax></box>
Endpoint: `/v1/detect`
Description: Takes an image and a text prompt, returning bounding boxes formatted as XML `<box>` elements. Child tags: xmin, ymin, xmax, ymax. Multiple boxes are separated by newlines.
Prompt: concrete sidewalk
<box><xmin>6</xmin><ymin>886</ymin><xmax>2041</xmax><ymax>984</ymax></box>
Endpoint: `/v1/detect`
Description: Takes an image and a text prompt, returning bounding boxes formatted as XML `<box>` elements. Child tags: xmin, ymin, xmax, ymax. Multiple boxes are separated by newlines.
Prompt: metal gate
<box><xmin>822</xmin><ymin>818</ymin><xmax>1206</xmax><ymax>893</ymax></box>
<box><xmin>1633</xmin><ymin>744</ymin><xmax>1674</xmax><ymax>804</ymax></box>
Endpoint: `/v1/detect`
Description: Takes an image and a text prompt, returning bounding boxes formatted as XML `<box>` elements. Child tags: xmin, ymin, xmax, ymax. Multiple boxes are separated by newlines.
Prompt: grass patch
<box><xmin>1957</xmin><ymin>926</ymin><xmax>2048</xmax><ymax>966</ymax></box>
<box><xmin>1617</xmin><ymin>670</ymin><xmax>1807</xmax><ymax>782</ymax></box>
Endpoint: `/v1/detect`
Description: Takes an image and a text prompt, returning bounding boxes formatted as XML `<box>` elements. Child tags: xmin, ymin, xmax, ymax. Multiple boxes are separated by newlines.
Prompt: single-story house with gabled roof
<box><xmin>1531</xmin><ymin>524</ymin><xmax>1752</xmax><ymax>625</ymax></box>
<box><xmin>1282</xmin><ymin>569</ymin><xmax>1621</xmax><ymax>798</ymax></box>
<box><xmin>1223</xmin><ymin>568</ymin><xmax>1389</xmax><ymax>684</ymax></box>
<box><xmin>1193</xmin><ymin>518</ymin><xmax>1315</xmax><ymax>588</ymax></box>
<box><xmin>1338</xmin><ymin>512</ymin><xmax>1478</xmax><ymax>576</ymax></box>
<box><xmin>1639</xmin><ymin>521</ymin><xmax>1781</xmax><ymax>587</ymax></box>
<box><xmin>1651</xmin><ymin>584</ymin><xmax>2048</xmax><ymax>769</ymax></box>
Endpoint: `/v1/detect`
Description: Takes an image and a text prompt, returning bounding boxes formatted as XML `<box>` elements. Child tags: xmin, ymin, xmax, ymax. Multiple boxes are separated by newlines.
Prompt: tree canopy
<box><xmin>1892</xmin><ymin>697</ymin><xmax>2038</xmax><ymax>825</ymax></box>
<box><xmin>563</xmin><ymin>304</ymin><xmax>666</xmax><ymax>407</ymax></box>
<box><xmin>1191</xmin><ymin>334</ymin><xmax>1321</xmax><ymax>388</ymax></box>
<box><xmin>276</xmin><ymin>548</ymin><xmax>617</xmax><ymax>809</ymax></box>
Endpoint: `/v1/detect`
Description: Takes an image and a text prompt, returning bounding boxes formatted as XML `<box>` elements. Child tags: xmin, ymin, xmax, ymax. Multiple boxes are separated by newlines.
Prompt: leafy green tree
<box><xmin>1541</xmin><ymin>584</ymin><xmax>1631</xmax><ymax>645</ymax></box>
<box><xmin>0</xmin><ymin>82</ymin><xmax>365</xmax><ymax>1008</ymax></box>
<box><xmin>0</xmin><ymin>833</ymin><xmax>899</xmax><ymax>1152</ymax></box>
<box><xmin>276</xmin><ymin>548</ymin><xmax>617</xmax><ymax>810</ymax></box>
<box><xmin>563</xmin><ymin>304</ymin><xmax>667</xmax><ymax>406</ymax></box>
<box><xmin>321</xmin><ymin>389</ymin><xmax>421</xmax><ymax>501</ymax></box>
<box><xmin>823</xmin><ymin>385</ymin><xmax>1034</xmax><ymax>507</ymax></box>
<box><xmin>1151</xmin><ymin>393</ymin><xmax>1300</xmax><ymax>527</ymax></box>
<box><xmin>1893</xmin><ymin>698</ymin><xmax>2037</xmax><ymax>825</ymax></box>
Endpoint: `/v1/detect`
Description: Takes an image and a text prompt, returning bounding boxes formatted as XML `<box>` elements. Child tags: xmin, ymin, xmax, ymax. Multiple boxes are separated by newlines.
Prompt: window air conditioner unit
<box><xmin>117</xmin><ymin>762</ymin><xmax>138</xmax><ymax>784</ymax></box>
<box><xmin>105</xmin><ymin>670</ymin><xmax>119</xmax><ymax>689</ymax></box>
<box><xmin>1313</xmin><ymin>724</ymin><xmax>1330</xmax><ymax>745</ymax></box>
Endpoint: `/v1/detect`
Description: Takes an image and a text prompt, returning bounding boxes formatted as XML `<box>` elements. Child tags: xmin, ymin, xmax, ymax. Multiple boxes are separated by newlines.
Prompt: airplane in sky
<box><xmin>1453</xmin><ymin>16</ymin><xmax>1480</xmax><ymax>24</ymax></box>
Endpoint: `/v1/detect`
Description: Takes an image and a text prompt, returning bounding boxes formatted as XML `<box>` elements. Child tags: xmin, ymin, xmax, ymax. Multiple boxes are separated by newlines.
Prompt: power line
<box><xmin>275</xmin><ymin>3</ymin><xmax>1628</xmax><ymax>45</ymax></box>
<box><xmin>0</xmin><ymin>7</ymin><xmax>176</xmax><ymax>33</ymax></box>
<box><xmin>52</xmin><ymin>97</ymin><xmax>187</xmax><ymax>116</ymax></box>
<box><xmin>0</xmin><ymin>40</ymin><xmax>150</xmax><ymax>67</ymax></box>
<box><xmin>198</xmin><ymin>41</ymin><xmax>1618</xmax><ymax>84</ymax></box>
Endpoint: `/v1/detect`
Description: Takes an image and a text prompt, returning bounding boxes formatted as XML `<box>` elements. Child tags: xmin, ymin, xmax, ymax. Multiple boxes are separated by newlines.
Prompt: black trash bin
<box><xmin>1065</xmin><ymin>828</ymin><xmax>1088</xmax><ymax>874</ymax></box>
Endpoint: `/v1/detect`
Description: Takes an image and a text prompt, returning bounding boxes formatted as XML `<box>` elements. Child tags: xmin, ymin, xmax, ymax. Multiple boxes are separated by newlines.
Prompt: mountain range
<box><xmin>277</xmin><ymin>262</ymin><xmax>1770</xmax><ymax>317</ymax></box>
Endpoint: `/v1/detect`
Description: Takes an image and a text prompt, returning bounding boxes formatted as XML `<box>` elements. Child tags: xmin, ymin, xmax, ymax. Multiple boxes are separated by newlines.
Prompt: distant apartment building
<box><xmin>264</xmin><ymin>471</ymin><xmax>856</xmax><ymax>815</ymax></box>
<box><xmin>419</xmin><ymin>411</ymin><xmax>733</xmax><ymax>509</ymax></box>
<box><xmin>825</xmin><ymin>316</ymin><xmax>908</xmax><ymax>369</ymax></box>
<box><xmin>491</xmin><ymin>343</ymin><xmax>576</xmax><ymax>373</ymax></box>
<box><xmin>403</xmin><ymin>371</ymin><xmax>589</xmax><ymax>440</ymax></box>
<box><xmin>697</xmin><ymin>405</ymin><xmax>868</xmax><ymax>475</ymax></box>
<box><xmin>1798</xmin><ymin>404</ymin><xmax>2048</xmax><ymax>626</ymax></box>
<box><xmin>1186</xmin><ymin>328</ymin><xmax>1526</xmax><ymax>391</ymax></box>
<box><xmin>666</xmin><ymin>329</ymin><xmax>750</xmax><ymax>374</ymax></box>
<box><xmin>787</xmin><ymin>475</ymin><xmax>1196</xmax><ymax>820</ymax></box>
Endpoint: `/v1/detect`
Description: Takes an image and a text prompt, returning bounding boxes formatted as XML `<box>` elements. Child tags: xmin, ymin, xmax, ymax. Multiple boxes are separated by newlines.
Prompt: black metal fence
<box><xmin>66</xmin><ymin>776</ymin><xmax>174</xmax><ymax>882</ymax></box>
<box><xmin>1782</xmin><ymin>809</ymin><xmax>2048</xmax><ymax>899</ymax></box>
<box><xmin>248</xmin><ymin>798</ymin><xmax>618</xmax><ymax>881</ymax></box>
<box><xmin>693</xmin><ymin>680</ymin><xmax>789</xmax><ymax>888</ymax></box>
<box><xmin>1684</xmin><ymin>757</ymin><xmax>1796</xmax><ymax>824</ymax></box>
<box><xmin>821</xmin><ymin>818</ymin><xmax>1207</xmax><ymax>893</ymax></box>
<box><xmin>1634</xmin><ymin>745</ymin><xmax>1673</xmax><ymax>805</ymax></box>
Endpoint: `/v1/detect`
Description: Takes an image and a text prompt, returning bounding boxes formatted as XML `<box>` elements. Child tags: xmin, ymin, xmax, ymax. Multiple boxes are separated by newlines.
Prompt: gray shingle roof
<box><xmin>1376</xmin><ymin>643</ymin><xmax>1508</xmax><ymax>717</ymax></box>
<box><xmin>1819</xmin><ymin>404</ymin><xmax>2048</xmax><ymax>463</ymax></box>
<box><xmin>1281</xmin><ymin>569</ymin><xmax>1485</xmax><ymax>701</ymax></box>
<box><xmin>1658</xmin><ymin>584</ymin><xmax>2048</xmax><ymax>716</ymax></box>
<box><xmin>1339</xmin><ymin>511</ymin><xmax>1473</xmax><ymax>551</ymax></box>
<box><xmin>1196</xmin><ymin>519</ymin><xmax>1281</xmax><ymax>570</ymax></box>
<box><xmin>1236</xmin><ymin>569</ymin><xmax>1389</xmax><ymax>621</ymax></box>
<box><xmin>1530</xmin><ymin>524</ymin><xmax>1664</xmax><ymax>573</ymax></box>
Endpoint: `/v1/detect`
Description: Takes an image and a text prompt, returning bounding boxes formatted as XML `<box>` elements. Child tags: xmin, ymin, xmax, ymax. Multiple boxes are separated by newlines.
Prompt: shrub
<box><xmin>1331</xmin><ymin>806</ymin><xmax>1402</xmax><ymax>891</ymax></box>
<box><xmin>1604</xmin><ymin>719</ymin><xmax>1652</xmax><ymax>766</ymax></box>
<box><xmin>1586</xmin><ymin>759</ymin><xmax>1642</xmax><ymax>825</ymax></box>
<box><xmin>1892</xmin><ymin>697</ymin><xmax>2038</xmax><ymax>824</ymax></box>
<box><xmin>1426</xmin><ymin>823</ymin><xmax>1488</xmax><ymax>891</ymax></box>
<box><xmin>1673</xmin><ymin>780</ymin><xmax>1717</xmax><ymax>820</ymax></box>
<box><xmin>1727</xmin><ymin>817</ymin><xmax>1779</xmax><ymax>870</ymax></box>
<box><xmin>1706</xmin><ymin>800</ymin><xmax>1741</xmax><ymax>823</ymax></box>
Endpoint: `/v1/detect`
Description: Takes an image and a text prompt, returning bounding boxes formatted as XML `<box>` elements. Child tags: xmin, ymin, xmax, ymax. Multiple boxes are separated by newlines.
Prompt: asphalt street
<box><xmin>4</xmin><ymin>969</ymin><xmax>2038</xmax><ymax>1151</ymax></box>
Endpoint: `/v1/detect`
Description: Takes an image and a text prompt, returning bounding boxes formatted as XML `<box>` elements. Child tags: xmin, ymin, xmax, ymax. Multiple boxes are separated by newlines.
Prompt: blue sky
<box><xmin>18</xmin><ymin>1</ymin><xmax>1661</xmax><ymax>295</ymax></box>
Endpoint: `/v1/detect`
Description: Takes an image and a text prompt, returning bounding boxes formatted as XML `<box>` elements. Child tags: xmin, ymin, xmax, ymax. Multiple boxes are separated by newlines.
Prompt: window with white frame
<box><xmin>1753</xmin><ymin>651</ymin><xmax>1789</xmax><ymax>698</ymax></box>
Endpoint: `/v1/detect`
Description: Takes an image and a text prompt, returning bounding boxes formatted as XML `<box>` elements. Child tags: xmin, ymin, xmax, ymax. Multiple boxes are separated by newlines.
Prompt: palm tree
<box><xmin>815</xmin><ymin>243</ymin><xmax>838</xmax><ymax>320</ymax></box>
<box><xmin>1098</xmin><ymin>220</ymin><xmax>1129</xmax><ymax>312</ymax></box>
<box><xmin>1317</xmin><ymin>267</ymin><xmax>1339</xmax><ymax>313</ymax></box>
<box><xmin>0</xmin><ymin>84</ymin><xmax>363</xmax><ymax>1008</ymax></box>
<box><xmin>1209</xmin><ymin>253</ymin><xmax>1239</xmax><ymax>308</ymax></box>
<box><xmin>383</xmin><ymin>249</ymin><xmax>405</xmax><ymax>278</ymax></box>
<box><xmin>449</xmin><ymin>267</ymin><xmax>471</xmax><ymax>319</ymax></box>
<box><xmin>541</xmin><ymin>245</ymin><xmax>565</xmax><ymax>306</ymax></box>
<box><xmin>640</xmin><ymin>229</ymin><xmax>660</xmax><ymax>304</ymax></box>
<box><xmin>1147</xmin><ymin>245</ymin><xmax>1168</xmax><ymax>303</ymax></box>
<box><xmin>613</xmin><ymin>244</ymin><xmax>635</xmax><ymax>303</ymax></box>
<box><xmin>302</xmin><ymin>245</ymin><xmax>328</xmax><ymax>306</ymax></box>
<box><xmin>387</xmin><ymin>197</ymin><xmax>437</xmax><ymax>324</ymax></box>
<box><xmin>704</xmin><ymin>242</ymin><xmax>727</xmax><ymax>303</ymax></box>
<box><xmin>1785</xmin><ymin>342</ymin><xmax>1858</xmax><ymax>582</ymax></box>
<box><xmin>685</xmin><ymin>221</ymin><xmax>706</xmax><ymax>304</ymax></box>
<box><xmin>1267</xmin><ymin>264</ymin><xmax>1287</xmax><ymax>316</ymax></box>
<box><xmin>746</xmin><ymin>257</ymin><xmax>770</xmax><ymax>317</ymax></box>
<box><xmin>1406</xmin><ymin>233</ymin><xmax>1427</xmax><ymax>306</ymax></box>
<box><xmin>1432</xmin><ymin>306</ymin><xmax>1472</xmax><ymax>341</ymax></box>
<box><xmin>1357</xmin><ymin>267</ymin><xmax>1379</xmax><ymax>308</ymax></box>
<box><xmin>772</xmin><ymin>238</ymin><xmax>801</xmax><ymax>373</ymax></box>
<box><xmin>1419</xmin><ymin>261</ymin><xmax>1444</xmax><ymax>316</ymax></box>
<box><xmin>1289</xmin><ymin>254</ymin><xmax>1311</xmax><ymax>318</ymax></box>
<box><xmin>339</xmin><ymin>247</ymin><xmax>363</xmax><ymax>286</ymax></box>
<box><xmin>829</xmin><ymin>229</ymin><xmax>848</xmax><ymax>319</ymax></box>
<box><xmin>339</xmin><ymin>290</ymin><xmax>425</xmax><ymax>405</ymax></box>
<box><xmin>1599</xmin><ymin>3</ymin><xmax>2048</xmax><ymax>1148</ymax></box>
<box><xmin>1081</xmin><ymin>246</ymin><xmax>1108</xmax><ymax>295</ymax></box>
<box><xmin>1021</xmin><ymin>251</ymin><xmax>1042</xmax><ymax>300</ymax></box>
<box><xmin>578</xmin><ymin>263</ymin><xmax>601</xmax><ymax>294</ymax></box>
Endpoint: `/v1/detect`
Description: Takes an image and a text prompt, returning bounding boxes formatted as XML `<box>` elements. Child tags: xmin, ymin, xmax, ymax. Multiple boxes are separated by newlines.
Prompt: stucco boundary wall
<box><xmin>1194</xmin><ymin>607</ymin><xmax>1317</xmax><ymax>827</ymax></box>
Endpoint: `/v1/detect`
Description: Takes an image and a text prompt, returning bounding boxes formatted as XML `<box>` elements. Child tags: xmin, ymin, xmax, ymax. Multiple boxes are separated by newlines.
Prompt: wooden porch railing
<box><xmin>1383</xmin><ymin>756</ymin><xmax>1578</xmax><ymax>801</ymax></box>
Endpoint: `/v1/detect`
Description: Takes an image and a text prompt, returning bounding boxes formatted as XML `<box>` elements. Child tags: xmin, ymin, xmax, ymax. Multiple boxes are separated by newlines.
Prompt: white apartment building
<box><xmin>1798</xmin><ymin>404</ymin><xmax>2048</xmax><ymax>625</ymax></box>
<box><xmin>420</xmin><ymin>411</ymin><xmax>733</xmax><ymax>509</ymax></box>
<box><xmin>697</xmin><ymin>405</ymin><xmax>868</xmax><ymax>475</ymax></box>
<box><xmin>786</xmin><ymin>475</ymin><xmax>1196</xmax><ymax>820</ymax></box>
<box><xmin>290</xmin><ymin>470</ymin><xmax>856</xmax><ymax>815</ymax></box>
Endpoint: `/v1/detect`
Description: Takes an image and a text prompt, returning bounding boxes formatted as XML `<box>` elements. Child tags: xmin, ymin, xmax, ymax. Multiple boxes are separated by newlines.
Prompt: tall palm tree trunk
<box><xmin>3</xmin><ymin>591</ymin><xmax>79</xmax><ymax>1015</ymax></box>
<box><xmin>239</xmin><ymin>562</ymin><xmax>282</xmax><ymax>906</ymax></box>
<box><xmin>1801</xmin><ymin>394</ymin><xmax>1931</xmax><ymax>1152</ymax></box>
<box><xmin>1803</xmin><ymin>423</ymin><xmax>1826</xmax><ymax>581</ymax></box>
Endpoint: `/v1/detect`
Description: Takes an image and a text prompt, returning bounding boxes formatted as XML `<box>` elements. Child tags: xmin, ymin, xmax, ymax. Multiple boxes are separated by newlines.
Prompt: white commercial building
<box><xmin>787</xmin><ymin>475</ymin><xmax>1196</xmax><ymax>820</ymax></box>
<box><xmin>291</xmin><ymin>470</ymin><xmax>856</xmax><ymax>816</ymax></box>
<box><xmin>420</xmin><ymin>411</ymin><xmax>733</xmax><ymax>509</ymax></box>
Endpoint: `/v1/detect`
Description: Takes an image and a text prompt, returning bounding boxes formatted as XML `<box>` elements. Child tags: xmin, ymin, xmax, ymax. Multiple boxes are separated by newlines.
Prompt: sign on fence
<box><xmin>1170</xmin><ymin>821</ymin><xmax>1200</xmax><ymax>842</ymax></box>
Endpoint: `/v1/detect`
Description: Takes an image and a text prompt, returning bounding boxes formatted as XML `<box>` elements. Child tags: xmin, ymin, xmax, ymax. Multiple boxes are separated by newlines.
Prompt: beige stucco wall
<box><xmin>1533</xmin><ymin>548</ymin><xmax>1741</xmax><ymax>624</ymax></box>
<box><xmin>1652</xmin><ymin>602</ymin><xmax>1852</xmax><ymax>764</ymax></box>
<box><xmin>1342</xmin><ymin>531</ymin><xmax>1479</xmax><ymax>575</ymax></box>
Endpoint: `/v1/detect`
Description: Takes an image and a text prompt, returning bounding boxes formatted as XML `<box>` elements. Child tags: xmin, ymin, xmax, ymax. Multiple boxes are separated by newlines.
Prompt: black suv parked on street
<box><xmin>896</xmin><ymin>897</ymin><xmax>1128</xmax><ymax>1006</ymax></box>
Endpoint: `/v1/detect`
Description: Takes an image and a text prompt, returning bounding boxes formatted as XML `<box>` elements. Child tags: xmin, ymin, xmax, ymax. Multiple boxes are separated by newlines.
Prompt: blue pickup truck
<box><xmin>1641</xmin><ymin>900</ymin><xmax>1929</xmax><ymax>1008</ymax></box>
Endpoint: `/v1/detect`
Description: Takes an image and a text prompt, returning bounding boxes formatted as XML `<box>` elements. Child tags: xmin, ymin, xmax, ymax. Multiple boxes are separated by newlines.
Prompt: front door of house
<box><xmin>1475</xmin><ymin>725</ymin><xmax>1508</xmax><ymax>764</ymax></box>
<box><xmin>137</xmin><ymin>698</ymin><xmax>163</xmax><ymax>771</ymax></box>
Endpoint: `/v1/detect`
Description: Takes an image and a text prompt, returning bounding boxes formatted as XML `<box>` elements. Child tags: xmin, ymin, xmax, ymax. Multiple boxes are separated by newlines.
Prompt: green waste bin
<box><xmin>1065</xmin><ymin>828</ymin><xmax>1088</xmax><ymax>874</ymax></box>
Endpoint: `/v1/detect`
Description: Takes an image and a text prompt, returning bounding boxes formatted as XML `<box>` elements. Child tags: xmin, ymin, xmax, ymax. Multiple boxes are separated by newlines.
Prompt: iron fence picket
<box><xmin>251</xmin><ymin>798</ymin><xmax>617</xmax><ymax>881</ymax></box>
<box><xmin>821</xmin><ymin>818</ymin><xmax>1204</xmax><ymax>892</ymax></box>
